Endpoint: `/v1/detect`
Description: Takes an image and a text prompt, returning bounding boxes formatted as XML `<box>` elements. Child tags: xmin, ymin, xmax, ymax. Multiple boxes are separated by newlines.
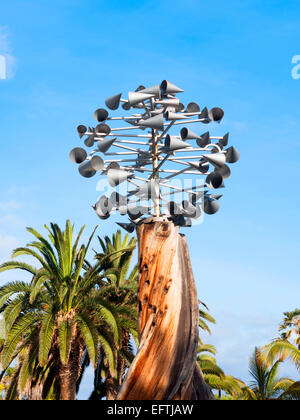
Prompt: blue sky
<box><xmin>1</xmin><ymin>0</ymin><xmax>300</xmax><ymax>399</ymax></box>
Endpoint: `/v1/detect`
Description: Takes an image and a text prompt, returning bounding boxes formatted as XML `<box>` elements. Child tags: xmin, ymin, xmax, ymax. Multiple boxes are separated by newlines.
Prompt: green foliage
<box><xmin>241</xmin><ymin>347</ymin><xmax>300</xmax><ymax>400</ymax></box>
<box><xmin>0</xmin><ymin>222</ymin><xmax>137</xmax><ymax>400</ymax></box>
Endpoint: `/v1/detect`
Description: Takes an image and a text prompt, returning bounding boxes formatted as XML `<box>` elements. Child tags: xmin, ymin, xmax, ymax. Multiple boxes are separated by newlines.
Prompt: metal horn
<box><xmin>196</xmin><ymin>132</ymin><xmax>211</xmax><ymax>148</ymax></box>
<box><xmin>209</xmin><ymin>107</ymin><xmax>224</xmax><ymax>123</ymax></box>
<box><xmin>180</xmin><ymin>127</ymin><xmax>201</xmax><ymax>141</ymax></box>
<box><xmin>97</xmin><ymin>137</ymin><xmax>117</xmax><ymax>153</ymax></box>
<box><xmin>139</xmin><ymin>85</ymin><xmax>161</xmax><ymax>96</ymax></box>
<box><xmin>204</xmin><ymin>198</ymin><xmax>220</xmax><ymax>215</ymax></box>
<box><xmin>94</xmin><ymin>108</ymin><xmax>109</xmax><ymax>122</ymax></box>
<box><xmin>139</xmin><ymin>114</ymin><xmax>164</xmax><ymax>131</ymax></box>
<box><xmin>77</xmin><ymin>125</ymin><xmax>87</xmax><ymax>139</ymax></box>
<box><xmin>128</xmin><ymin>92</ymin><xmax>155</xmax><ymax>106</ymax></box>
<box><xmin>206</xmin><ymin>172</ymin><xmax>224</xmax><ymax>189</ymax></box>
<box><xmin>225</xmin><ymin>146</ymin><xmax>240</xmax><ymax>163</ymax></box>
<box><xmin>165</xmin><ymin>135</ymin><xmax>190</xmax><ymax>152</ymax></box>
<box><xmin>105</xmin><ymin>93</ymin><xmax>122</xmax><ymax>110</ymax></box>
<box><xmin>69</xmin><ymin>147</ymin><xmax>87</xmax><ymax>164</ymax></box>
<box><xmin>78</xmin><ymin>160</ymin><xmax>97</xmax><ymax>178</ymax></box>
<box><xmin>203</xmin><ymin>153</ymin><xmax>226</xmax><ymax>169</ymax></box>
<box><xmin>185</xmin><ymin>102</ymin><xmax>200</xmax><ymax>113</ymax></box>
<box><xmin>165</xmin><ymin>111</ymin><xmax>189</xmax><ymax>121</ymax></box>
<box><xmin>160</xmin><ymin>80</ymin><xmax>184</xmax><ymax>95</ymax></box>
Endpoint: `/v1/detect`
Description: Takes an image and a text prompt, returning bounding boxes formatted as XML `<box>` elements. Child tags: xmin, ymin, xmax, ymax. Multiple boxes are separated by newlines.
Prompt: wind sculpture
<box><xmin>69</xmin><ymin>80</ymin><xmax>239</xmax><ymax>400</ymax></box>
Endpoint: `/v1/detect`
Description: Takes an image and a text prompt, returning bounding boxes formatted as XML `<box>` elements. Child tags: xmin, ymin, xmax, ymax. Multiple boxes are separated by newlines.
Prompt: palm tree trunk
<box><xmin>59</xmin><ymin>334</ymin><xmax>83</xmax><ymax>400</ymax></box>
<box><xmin>105</xmin><ymin>375</ymin><xmax>119</xmax><ymax>400</ymax></box>
<box><xmin>59</xmin><ymin>363</ymin><xmax>77</xmax><ymax>400</ymax></box>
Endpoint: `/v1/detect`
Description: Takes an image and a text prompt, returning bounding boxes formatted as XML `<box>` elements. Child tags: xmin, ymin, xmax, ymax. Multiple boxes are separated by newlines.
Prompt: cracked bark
<box><xmin>117</xmin><ymin>219</ymin><xmax>214</xmax><ymax>400</ymax></box>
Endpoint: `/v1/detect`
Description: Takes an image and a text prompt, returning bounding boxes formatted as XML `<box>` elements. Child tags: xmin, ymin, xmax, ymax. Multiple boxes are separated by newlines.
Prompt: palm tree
<box><xmin>0</xmin><ymin>221</ymin><xmax>135</xmax><ymax>400</ymax></box>
<box><xmin>261</xmin><ymin>309</ymin><xmax>300</xmax><ymax>374</ymax></box>
<box><xmin>197</xmin><ymin>304</ymin><xmax>244</xmax><ymax>399</ymax></box>
<box><xmin>88</xmin><ymin>231</ymin><xmax>139</xmax><ymax>400</ymax></box>
<box><xmin>263</xmin><ymin>340</ymin><xmax>300</xmax><ymax>372</ymax></box>
<box><xmin>0</xmin><ymin>367</ymin><xmax>18</xmax><ymax>400</ymax></box>
<box><xmin>241</xmin><ymin>347</ymin><xmax>300</xmax><ymax>400</ymax></box>
<box><xmin>279</xmin><ymin>309</ymin><xmax>300</xmax><ymax>349</ymax></box>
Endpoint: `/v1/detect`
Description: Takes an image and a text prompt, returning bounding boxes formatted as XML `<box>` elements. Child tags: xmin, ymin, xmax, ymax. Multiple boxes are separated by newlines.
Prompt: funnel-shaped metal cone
<box><xmin>139</xmin><ymin>114</ymin><xmax>164</xmax><ymax>131</ymax></box>
<box><xmin>95</xmin><ymin>123</ymin><xmax>111</xmax><ymax>137</ymax></box>
<box><xmin>94</xmin><ymin>108</ymin><xmax>109</xmax><ymax>122</ymax></box>
<box><xmin>204</xmin><ymin>198</ymin><xmax>220</xmax><ymax>215</ymax></box>
<box><xmin>167</xmin><ymin>201</ymin><xmax>181</xmax><ymax>216</ymax></box>
<box><xmin>200</xmin><ymin>107</ymin><xmax>211</xmax><ymax>123</ymax></box>
<box><xmin>105</xmin><ymin>93</ymin><xmax>122</xmax><ymax>110</ymax></box>
<box><xmin>156</xmin><ymin>98</ymin><xmax>180</xmax><ymax>107</ymax></box>
<box><xmin>135</xmin><ymin>180</ymin><xmax>160</xmax><ymax>200</ymax></box>
<box><xmin>188</xmin><ymin>158</ymin><xmax>209</xmax><ymax>173</ymax></box>
<box><xmin>128</xmin><ymin>91</ymin><xmax>155</xmax><ymax>106</ymax></box>
<box><xmin>117</xmin><ymin>222</ymin><xmax>135</xmax><ymax>234</ymax></box>
<box><xmin>185</xmin><ymin>102</ymin><xmax>201</xmax><ymax>113</ymax></box>
<box><xmin>160</xmin><ymin>80</ymin><xmax>184</xmax><ymax>95</ymax></box>
<box><xmin>78</xmin><ymin>161</ymin><xmax>97</xmax><ymax>178</ymax></box>
<box><xmin>95</xmin><ymin>195</ymin><xmax>113</xmax><ymax>216</ymax></box>
<box><xmin>140</xmin><ymin>84</ymin><xmax>161</xmax><ymax>96</ymax></box>
<box><xmin>203</xmin><ymin>153</ymin><xmax>226</xmax><ymax>168</ymax></box>
<box><xmin>180</xmin><ymin>127</ymin><xmax>201</xmax><ymax>140</ymax></box>
<box><xmin>209</xmin><ymin>107</ymin><xmax>224</xmax><ymax>123</ymax></box>
<box><xmin>182</xmin><ymin>201</ymin><xmax>201</xmax><ymax>219</ymax></box>
<box><xmin>225</xmin><ymin>146</ymin><xmax>240</xmax><ymax>163</ymax></box>
<box><xmin>197</xmin><ymin>132</ymin><xmax>211</xmax><ymax>148</ymax></box>
<box><xmin>77</xmin><ymin>125</ymin><xmax>87</xmax><ymax>139</ymax></box>
<box><xmin>69</xmin><ymin>147</ymin><xmax>87</xmax><ymax>164</ymax></box>
<box><xmin>216</xmin><ymin>164</ymin><xmax>231</xmax><ymax>179</ymax></box>
<box><xmin>90</xmin><ymin>155</ymin><xmax>104</xmax><ymax>171</ymax></box>
<box><xmin>206</xmin><ymin>172</ymin><xmax>224</xmax><ymax>189</ymax></box>
<box><xmin>165</xmin><ymin>135</ymin><xmax>190</xmax><ymax>152</ymax></box>
<box><xmin>122</xmin><ymin>102</ymin><xmax>131</xmax><ymax>111</ymax></box>
<box><xmin>107</xmin><ymin>169</ymin><xmax>133</xmax><ymax>187</ymax></box>
<box><xmin>97</xmin><ymin>137</ymin><xmax>116</xmax><ymax>153</ymax></box>
<box><xmin>220</xmin><ymin>133</ymin><xmax>229</xmax><ymax>147</ymax></box>
<box><xmin>128</xmin><ymin>206</ymin><xmax>149</xmax><ymax>220</ymax></box>
<box><xmin>84</xmin><ymin>135</ymin><xmax>95</xmax><ymax>148</ymax></box>
<box><xmin>165</xmin><ymin>111</ymin><xmax>189</xmax><ymax>121</ymax></box>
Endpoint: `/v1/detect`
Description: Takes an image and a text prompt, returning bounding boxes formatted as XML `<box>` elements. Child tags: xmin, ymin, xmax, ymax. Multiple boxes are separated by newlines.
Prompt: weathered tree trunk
<box><xmin>117</xmin><ymin>219</ymin><xmax>214</xmax><ymax>400</ymax></box>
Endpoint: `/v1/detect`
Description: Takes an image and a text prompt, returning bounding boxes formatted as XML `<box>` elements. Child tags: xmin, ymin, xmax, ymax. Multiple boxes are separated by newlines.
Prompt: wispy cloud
<box><xmin>0</xmin><ymin>200</ymin><xmax>23</xmax><ymax>211</ymax></box>
<box><xmin>0</xmin><ymin>26</ymin><xmax>16</xmax><ymax>80</ymax></box>
<box><xmin>0</xmin><ymin>233</ymin><xmax>19</xmax><ymax>262</ymax></box>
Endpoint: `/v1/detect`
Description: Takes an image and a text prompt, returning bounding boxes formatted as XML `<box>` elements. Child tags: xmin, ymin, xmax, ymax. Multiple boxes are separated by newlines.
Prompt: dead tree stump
<box><xmin>117</xmin><ymin>219</ymin><xmax>214</xmax><ymax>400</ymax></box>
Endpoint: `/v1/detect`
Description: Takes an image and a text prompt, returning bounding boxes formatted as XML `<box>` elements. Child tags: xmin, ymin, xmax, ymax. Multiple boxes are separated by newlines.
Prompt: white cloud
<box><xmin>0</xmin><ymin>26</ymin><xmax>16</xmax><ymax>80</ymax></box>
<box><xmin>0</xmin><ymin>214</ymin><xmax>24</xmax><ymax>228</ymax></box>
<box><xmin>0</xmin><ymin>201</ymin><xmax>23</xmax><ymax>211</ymax></box>
<box><xmin>0</xmin><ymin>233</ymin><xmax>19</xmax><ymax>262</ymax></box>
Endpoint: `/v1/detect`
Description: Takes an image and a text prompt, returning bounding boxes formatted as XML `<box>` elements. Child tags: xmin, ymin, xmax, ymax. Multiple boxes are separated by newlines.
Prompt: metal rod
<box><xmin>158</xmin><ymin>121</ymin><xmax>175</xmax><ymax>141</ymax></box>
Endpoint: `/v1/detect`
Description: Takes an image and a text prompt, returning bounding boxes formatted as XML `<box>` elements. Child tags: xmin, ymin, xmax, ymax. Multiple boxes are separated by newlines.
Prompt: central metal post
<box><xmin>152</xmin><ymin>128</ymin><xmax>160</xmax><ymax>217</ymax></box>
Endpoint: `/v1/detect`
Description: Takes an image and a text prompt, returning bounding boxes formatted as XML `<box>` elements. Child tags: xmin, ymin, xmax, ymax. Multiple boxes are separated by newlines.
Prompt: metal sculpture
<box><xmin>70</xmin><ymin>80</ymin><xmax>239</xmax><ymax>230</ymax></box>
<box><xmin>69</xmin><ymin>80</ymin><xmax>239</xmax><ymax>400</ymax></box>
